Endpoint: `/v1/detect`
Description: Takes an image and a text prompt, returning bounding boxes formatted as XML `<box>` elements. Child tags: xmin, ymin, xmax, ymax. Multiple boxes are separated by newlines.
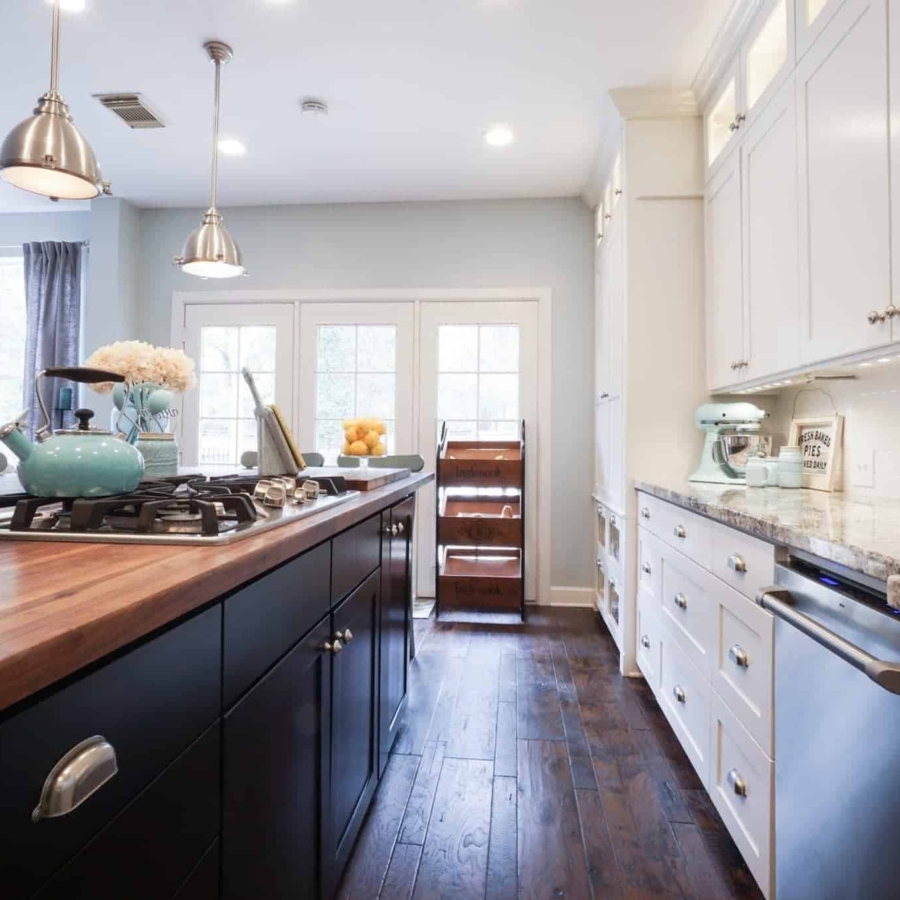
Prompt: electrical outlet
<box><xmin>851</xmin><ymin>450</ymin><xmax>875</xmax><ymax>488</ymax></box>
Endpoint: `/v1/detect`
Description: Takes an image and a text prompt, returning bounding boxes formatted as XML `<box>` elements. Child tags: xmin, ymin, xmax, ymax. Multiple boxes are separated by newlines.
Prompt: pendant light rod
<box><xmin>49</xmin><ymin>1</ymin><xmax>61</xmax><ymax>95</ymax></box>
<box><xmin>203</xmin><ymin>41</ymin><xmax>232</xmax><ymax>213</ymax></box>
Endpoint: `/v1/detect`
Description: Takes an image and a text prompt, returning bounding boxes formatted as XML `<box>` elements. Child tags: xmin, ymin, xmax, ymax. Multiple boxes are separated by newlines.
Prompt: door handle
<box><xmin>728</xmin><ymin>644</ymin><xmax>749</xmax><ymax>668</ymax></box>
<box><xmin>727</xmin><ymin>768</ymin><xmax>748</xmax><ymax>798</ymax></box>
<box><xmin>757</xmin><ymin>587</ymin><xmax>900</xmax><ymax>694</ymax></box>
<box><xmin>32</xmin><ymin>736</ymin><xmax>118</xmax><ymax>822</ymax></box>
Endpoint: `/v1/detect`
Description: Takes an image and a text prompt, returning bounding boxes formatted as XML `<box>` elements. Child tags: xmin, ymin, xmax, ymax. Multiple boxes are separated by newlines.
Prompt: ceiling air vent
<box><xmin>93</xmin><ymin>93</ymin><xmax>165</xmax><ymax>129</ymax></box>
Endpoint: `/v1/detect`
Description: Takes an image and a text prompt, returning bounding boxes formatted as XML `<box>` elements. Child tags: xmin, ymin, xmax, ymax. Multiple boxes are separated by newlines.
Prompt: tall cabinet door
<box><xmin>796</xmin><ymin>0</ymin><xmax>892</xmax><ymax>362</ymax></box>
<box><xmin>328</xmin><ymin>569</ymin><xmax>380</xmax><ymax>890</ymax></box>
<box><xmin>741</xmin><ymin>82</ymin><xmax>800</xmax><ymax>381</ymax></box>
<box><xmin>705</xmin><ymin>151</ymin><xmax>745</xmax><ymax>390</ymax></box>
<box><xmin>379</xmin><ymin>496</ymin><xmax>414</xmax><ymax>776</ymax></box>
<box><xmin>223</xmin><ymin>616</ymin><xmax>332</xmax><ymax>900</ymax></box>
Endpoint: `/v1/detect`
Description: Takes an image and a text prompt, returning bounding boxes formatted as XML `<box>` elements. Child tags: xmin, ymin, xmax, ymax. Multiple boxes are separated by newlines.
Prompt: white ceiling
<box><xmin>0</xmin><ymin>0</ymin><xmax>730</xmax><ymax>213</ymax></box>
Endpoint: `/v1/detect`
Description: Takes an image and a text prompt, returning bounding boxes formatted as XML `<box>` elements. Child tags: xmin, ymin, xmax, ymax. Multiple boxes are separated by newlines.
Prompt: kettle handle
<box><xmin>35</xmin><ymin>368</ymin><xmax>127</xmax><ymax>439</ymax></box>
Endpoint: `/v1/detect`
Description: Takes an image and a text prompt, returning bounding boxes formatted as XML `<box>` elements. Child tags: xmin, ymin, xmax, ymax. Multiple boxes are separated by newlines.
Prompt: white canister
<box><xmin>777</xmin><ymin>446</ymin><xmax>804</xmax><ymax>489</ymax></box>
<box><xmin>745</xmin><ymin>457</ymin><xmax>769</xmax><ymax>488</ymax></box>
<box><xmin>135</xmin><ymin>432</ymin><xmax>179</xmax><ymax>478</ymax></box>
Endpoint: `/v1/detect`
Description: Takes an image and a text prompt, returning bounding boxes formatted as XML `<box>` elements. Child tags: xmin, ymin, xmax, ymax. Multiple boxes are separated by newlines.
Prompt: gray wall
<box><xmin>138</xmin><ymin>198</ymin><xmax>596</xmax><ymax>591</ymax></box>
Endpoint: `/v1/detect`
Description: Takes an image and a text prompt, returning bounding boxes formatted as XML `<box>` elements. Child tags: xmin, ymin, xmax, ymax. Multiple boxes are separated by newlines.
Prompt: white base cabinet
<box><xmin>636</xmin><ymin>490</ymin><xmax>776</xmax><ymax>899</ymax></box>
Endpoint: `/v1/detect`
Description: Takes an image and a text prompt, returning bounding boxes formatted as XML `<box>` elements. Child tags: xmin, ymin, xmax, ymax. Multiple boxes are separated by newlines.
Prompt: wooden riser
<box><xmin>438</xmin><ymin>458</ymin><xmax>523</xmax><ymax>489</ymax></box>
<box><xmin>438</xmin><ymin>495</ymin><xmax>522</xmax><ymax>547</ymax></box>
<box><xmin>438</xmin><ymin>549</ymin><xmax>523</xmax><ymax>611</ymax></box>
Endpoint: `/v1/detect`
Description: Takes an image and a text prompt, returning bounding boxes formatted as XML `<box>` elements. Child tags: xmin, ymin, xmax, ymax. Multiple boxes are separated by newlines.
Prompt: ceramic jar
<box><xmin>135</xmin><ymin>432</ymin><xmax>178</xmax><ymax>478</ymax></box>
<box><xmin>746</xmin><ymin>457</ymin><xmax>769</xmax><ymax>487</ymax></box>
<box><xmin>777</xmin><ymin>446</ymin><xmax>804</xmax><ymax>489</ymax></box>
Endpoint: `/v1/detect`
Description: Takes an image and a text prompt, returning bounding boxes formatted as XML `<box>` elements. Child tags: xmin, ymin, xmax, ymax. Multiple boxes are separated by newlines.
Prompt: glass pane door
<box><xmin>707</xmin><ymin>75</ymin><xmax>738</xmax><ymax>167</ymax></box>
<box><xmin>745</xmin><ymin>0</ymin><xmax>788</xmax><ymax>112</ymax></box>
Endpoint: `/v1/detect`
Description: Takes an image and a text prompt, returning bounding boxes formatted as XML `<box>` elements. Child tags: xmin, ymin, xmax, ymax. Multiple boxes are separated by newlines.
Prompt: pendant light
<box><xmin>175</xmin><ymin>41</ymin><xmax>245</xmax><ymax>279</ymax></box>
<box><xmin>0</xmin><ymin>0</ymin><xmax>109</xmax><ymax>201</ymax></box>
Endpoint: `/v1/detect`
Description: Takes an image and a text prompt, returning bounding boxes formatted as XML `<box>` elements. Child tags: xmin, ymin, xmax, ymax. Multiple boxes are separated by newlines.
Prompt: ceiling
<box><xmin>0</xmin><ymin>0</ymin><xmax>730</xmax><ymax>213</ymax></box>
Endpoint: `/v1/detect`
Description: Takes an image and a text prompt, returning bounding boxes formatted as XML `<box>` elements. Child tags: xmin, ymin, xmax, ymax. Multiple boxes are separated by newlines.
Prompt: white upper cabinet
<box><xmin>705</xmin><ymin>57</ymin><xmax>742</xmax><ymax>177</ymax></box>
<box><xmin>741</xmin><ymin>82</ymin><xmax>800</xmax><ymax>381</ymax></box>
<box><xmin>744</xmin><ymin>0</ymin><xmax>794</xmax><ymax>122</ymax></box>
<box><xmin>796</xmin><ymin>0</ymin><xmax>847</xmax><ymax>59</ymax></box>
<box><xmin>796</xmin><ymin>0</ymin><xmax>892</xmax><ymax>362</ymax></box>
<box><xmin>605</xmin><ymin>218</ymin><xmax>625</xmax><ymax>399</ymax></box>
<box><xmin>705</xmin><ymin>152</ymin><xmax>745</xmax><ymax>390</ymax></box>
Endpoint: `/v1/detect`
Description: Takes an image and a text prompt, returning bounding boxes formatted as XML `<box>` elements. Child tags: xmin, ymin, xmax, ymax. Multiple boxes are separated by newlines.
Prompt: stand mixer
<box><xmin>689</xmin><ymin>402</ymin><xmax>770</xmax><ymax>485</ymax></box>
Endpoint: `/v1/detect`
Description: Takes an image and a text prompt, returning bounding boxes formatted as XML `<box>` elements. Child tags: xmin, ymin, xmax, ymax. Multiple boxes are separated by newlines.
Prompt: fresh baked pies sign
<box><xmin>788</xmin><ymin>414</ymin><xmax>844</xmax><ymax>492</ymax></box>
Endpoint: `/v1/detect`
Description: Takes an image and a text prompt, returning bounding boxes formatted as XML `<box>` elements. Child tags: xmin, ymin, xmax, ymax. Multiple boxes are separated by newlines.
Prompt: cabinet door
<box><xmin>379</xmin><ymin>497</ymin><xmax>414</xmax><ymax>776</ymax></box>
<box><xmin>328</xmin><ymin>568</ymin><xmax>380</xmax><ymax>886</ymax></box>
<box><xmin>742</xmin><ymin>82</ymin><xmax>800</xmax><ymax>381</ymax></box>
<box><xmin>796</xmin><ymin>0</ymin><xmax>892</xmax><ymax>362</ymax></box>
<box><xmin>223</xmin><ymin>616</ymin><xmax>332</xmax><ymax>900</ymax></box>
<box><xmin>607</xmin><ymin>395</ymin><xmax>624</xmax><ymax>513</ymax></box>
<box><xmin>796</xmin><ymin>0</ymin><xmax>847</xmax><ymax>59</ymax></box>
<box><xmin>595</xmin><ymin>245</ymin><xmax>609</xmax><ymax>402</ymax></box>
<box><xmin>705</xmin><ymin>57</ymin><xmax>742</xmax><ymax>179</ymax></box>
<box><xmin>742</xmin><ymin>0</ymin><xmax>793</xmax><ymax>126</ymax></box>
<box><xmin>705</xmin><ymin>151</ymin><xmax>745</xmax><ymax>390</ymax></box>
<box><xmin>595</xmin><ymin>399</ymin><xmax>610</xmax><ymax>499</ymax></box>
<box><xmin>606</xmin><ymin>220</ymin><xmax>625</xmax><ymax>399</ymax></box>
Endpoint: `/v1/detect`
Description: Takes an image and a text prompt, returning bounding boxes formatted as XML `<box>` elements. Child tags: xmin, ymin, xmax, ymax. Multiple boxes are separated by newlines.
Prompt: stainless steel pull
<box><xmin>886</xmin><ymin>304</ymin><xmax>900</xmax><ymax>319</ymax></box>
<box><xmin>641</xmin><ymin>635</ymin><xmax>651</xmax><ymax>650</ymax></box>
<box><xmin>727</xmin><ymin>768</ymin><xmax>748</xmax><ymax>797</ymax></box>
<box><xmin>323</xmin><ymin>639</ymin><xmax>343</xmax><ymax>656</ymax></box>
<box><xmin>729</xmin><ymin>644</ymin><xmax>749</xmax><ymax>668</ymax></box>
<box><xmin>869</xmin><ymin>310</ymin><xmax>887</xmax><ymax>324</ymax></box>
<box><xmin>642</xmin><ymin>562</ymin><xmax>652</xmax><ymax>575</ymax></box>
<box><xmin>674</xmin><ymin>593</ymin><xmax>688</xmax><ymax>611</ymax></box>
<box><xmin>32</xmin><ymin>736</ymin><xmax>118</xmax><ymax>822</ymax></box>
<box><xmin>673</xmin><ymin>525</ymin><xmax>686</xmax><ymax>539</ymax></box>
<box><xmin>673</xmin><ymin>685</ymin><xmax>686</xmax><ymax>704</ymax></box>
<box><xmin>640</xmin><ymin>507</ymin><xmax>650</xmax><ymax>519</ymax></box>
<box><xmin>728</xmin><ymin>554</ymin><xmax>747</xmax><ymax>574</ymax></box>
<box><xmin>731</xmin><ymin>361</ymin><xmax>739</xmax><ymax>370</ymax></box>
<box><xmin>757</xmin><ymin>587</ymin><xmax>900</xmax><ymax>695</ymax></box>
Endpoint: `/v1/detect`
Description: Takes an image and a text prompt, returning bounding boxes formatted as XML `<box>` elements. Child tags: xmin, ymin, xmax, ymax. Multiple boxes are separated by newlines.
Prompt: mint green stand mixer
<box><xmin>689</xmin><ymin>402</ymin><xmax>769</xmax><ymax>485</ymax></box>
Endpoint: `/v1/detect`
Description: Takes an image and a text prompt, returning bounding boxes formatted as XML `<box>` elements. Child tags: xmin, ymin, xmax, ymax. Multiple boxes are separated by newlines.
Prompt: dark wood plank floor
<box><xmin>338</xmin><ymin>608</ymin><xmax>764</xmax><ymax>900</ymax></box>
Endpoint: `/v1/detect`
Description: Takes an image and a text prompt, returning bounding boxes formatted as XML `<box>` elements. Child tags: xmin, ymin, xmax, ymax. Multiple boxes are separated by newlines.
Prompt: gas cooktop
<box><xmin>0</xmin><ymin>474</ymin><xmax>359</xmax><ymax>545</ymax></box>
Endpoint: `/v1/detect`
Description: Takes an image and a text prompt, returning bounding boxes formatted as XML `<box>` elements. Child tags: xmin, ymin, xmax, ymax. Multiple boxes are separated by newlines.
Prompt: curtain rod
<box><xmin>0</xmin><ymin>240</ymin><xmax>90</xmax><ymax>248</ymax></box>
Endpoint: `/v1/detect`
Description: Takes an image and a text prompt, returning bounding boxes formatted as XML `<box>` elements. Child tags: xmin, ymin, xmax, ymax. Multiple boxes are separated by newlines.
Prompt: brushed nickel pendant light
<box><xmin>0</xmin><ymin>0</ymin><xmax>109</xmax><ymax>201</ymax></box>
<box><xmin>175</xmin><ymin>41</ymin><xmax>245</xmax><ymax>279</ymax></box>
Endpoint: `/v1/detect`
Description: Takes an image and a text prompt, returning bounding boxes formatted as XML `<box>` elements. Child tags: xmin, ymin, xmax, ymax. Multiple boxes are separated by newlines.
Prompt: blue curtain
<box><xmin>23</xmin><ymin>242</ymin><xmax>83</xmax><ymax>439</ymax></box>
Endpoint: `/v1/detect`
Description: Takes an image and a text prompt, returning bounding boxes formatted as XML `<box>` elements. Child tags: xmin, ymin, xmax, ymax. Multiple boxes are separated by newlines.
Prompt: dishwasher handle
<box><xmin>757</xmin><ymin>587</ymin><xmax>900</xmax><ymax>696</ymax></box>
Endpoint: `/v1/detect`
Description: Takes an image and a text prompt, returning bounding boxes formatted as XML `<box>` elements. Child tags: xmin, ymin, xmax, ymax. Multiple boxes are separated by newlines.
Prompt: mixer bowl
<box><xmin>721</xmin><ymin>434</ymin><xmax>772</xmax><ymax>474</ymax></box>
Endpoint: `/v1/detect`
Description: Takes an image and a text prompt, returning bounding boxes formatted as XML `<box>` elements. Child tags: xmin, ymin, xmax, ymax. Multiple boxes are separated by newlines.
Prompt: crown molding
<box><xmin>692</xmin><ymin>0</ymin><xmax>765</xmax><ymax>107</ymax></box>
<box><xmin>608</xmin><ymin>86</ymin><xmax>700</xmax><ymax>119</ymax></box>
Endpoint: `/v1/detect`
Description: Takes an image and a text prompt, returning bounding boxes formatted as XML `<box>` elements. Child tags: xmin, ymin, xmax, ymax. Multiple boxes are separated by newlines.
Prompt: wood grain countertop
<box><xmin>0</xmin><ymin>472</ymin><xmax>433</xmax><ymax>716</ymax></box>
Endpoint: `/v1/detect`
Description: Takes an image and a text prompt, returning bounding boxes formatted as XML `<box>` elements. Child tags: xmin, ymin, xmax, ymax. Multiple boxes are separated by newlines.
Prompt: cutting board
<box><xmin>303</xmin><ymin>467</ymin><xmax>412</xmax><ymax>492</ymax></box>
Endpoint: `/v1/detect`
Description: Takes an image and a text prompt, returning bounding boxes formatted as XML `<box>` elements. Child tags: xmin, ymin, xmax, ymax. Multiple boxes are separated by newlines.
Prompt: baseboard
<box><xmin>548</xmin><ymin>586</ymin><xmax>597</xmax><ymax>608</ymax></box>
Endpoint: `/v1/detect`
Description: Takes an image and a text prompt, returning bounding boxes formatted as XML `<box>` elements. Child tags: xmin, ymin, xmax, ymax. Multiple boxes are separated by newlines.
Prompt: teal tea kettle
<box><xmin>0</xmin><ymin>367</ymin><xmax>145</xmax><ymax>497</ymax></box>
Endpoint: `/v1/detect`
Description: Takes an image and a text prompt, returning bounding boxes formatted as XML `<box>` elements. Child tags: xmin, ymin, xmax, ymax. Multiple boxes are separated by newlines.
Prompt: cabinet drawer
<box><xmin>660</xmin><ymin>634</ymin><xmax>712</xmax><ymax>788</ymax></box>
<box><xmin>174</xmin><ymin>840</ymin><xmax>220</xmax><ymax>900</ymax></box>
<box><xmin>636</xmin><ymin>590</ymin><xmax>663</xmax><ymax>692</ymax></box>
<box><xmin>713</xmin><ymin>584</ymin><xmax>774</xmax><ymax>757</ymax></box>
<box><xmin>0</xmin><ymin>605</ymin><xmax>221</xmax><ymax>900</ymax></box>
<box><xmin>637</xmin><ymin>492</ymin><xmax>713</xmax><ymax>570</ymax></box>
<box><xmin>332</xmin><ymin>513</ymin><xmax>382</xmax><ymax>603</ymax></box>
<box><xmin>710</xmin><ymin>693</ymin><xmax>773</xmax><ymax>899</ymax></box>
<box><xmin>660</xmin><ymin>545</ymin><xmax>715</xmax><ymax>679</ymax></box>
<box><xmin>637</xmin><ymin>526</ymin><xmax>662</xmax><ymax>601</ymax></box>
<box><xmin>712</xmin><ymin>525</ymin><xmax>775</xmax><ymax>601</ymax></box>
<box><xmin>35</xmin><ymin>723</ymin><xmax>221</xmax><ymax>900</ymax></box>
<box><xmin>224</xmin><ymin>542</ymin><xmax>331</xmax><ymax>707</ymax></box>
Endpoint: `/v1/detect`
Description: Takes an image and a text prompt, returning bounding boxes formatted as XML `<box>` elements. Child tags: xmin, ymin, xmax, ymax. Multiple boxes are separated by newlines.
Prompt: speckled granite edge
<box><xmin>635</xmin><ymin>480</ymin><xmax>900</xmax><ymax>583</ymax></box>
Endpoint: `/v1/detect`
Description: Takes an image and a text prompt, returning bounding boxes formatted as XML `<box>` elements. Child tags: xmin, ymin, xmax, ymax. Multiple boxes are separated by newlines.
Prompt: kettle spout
<box><xmin>0</xmin><ymin>417</ymin><xmax>33</xmax><ymax>461</ymax></box>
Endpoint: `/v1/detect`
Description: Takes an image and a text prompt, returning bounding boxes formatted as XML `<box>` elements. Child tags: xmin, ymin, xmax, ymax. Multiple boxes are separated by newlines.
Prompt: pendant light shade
<box><xmin>0</xmin><ymin>1</ymin><xmax>108</xmax><ymax>201</ymax></box>
<box><xmin>175</xmin><ymin>41</ymin><xmax>245</xmax><ymax>279</ymax></box>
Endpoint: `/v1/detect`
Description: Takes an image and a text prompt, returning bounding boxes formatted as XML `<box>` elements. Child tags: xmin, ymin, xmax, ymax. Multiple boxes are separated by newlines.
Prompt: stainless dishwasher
<box><xmin>758</xmin><ymin>554</ymin><xmax>900</xmax><ymax>900</ymax></box>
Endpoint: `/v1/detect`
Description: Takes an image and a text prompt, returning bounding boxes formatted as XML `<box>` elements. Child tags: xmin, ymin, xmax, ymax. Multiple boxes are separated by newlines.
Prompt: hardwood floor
<box><xmin>338</xmin><ymin>607</ymin><xmax>764</xmax><ymax>900</ymax></box>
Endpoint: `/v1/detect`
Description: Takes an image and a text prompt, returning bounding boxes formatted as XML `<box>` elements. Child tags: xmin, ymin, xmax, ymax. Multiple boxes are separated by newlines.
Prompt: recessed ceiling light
<box><xmin>218</xmin><ymin>139</ymin><xmax>246</xmax><ymax>156</ymax></box>
<box><xmin>878</xmin><ymin>357</ymin><xmax>892</xmax><ymax>363</ymax></box>
<box><xmin>859</xmin><ymin>362</ymin><xmax>873</xmax><ymax>368</ymax></box>
<box><xmin>50</xmin><ymin>0</ymin><xmax>86</xmax><ymax>10</ymax></box>
<box><xmin>484</xmin><ymin>125</ymin><xmax>514</xmax><ymax>147</ymax></box>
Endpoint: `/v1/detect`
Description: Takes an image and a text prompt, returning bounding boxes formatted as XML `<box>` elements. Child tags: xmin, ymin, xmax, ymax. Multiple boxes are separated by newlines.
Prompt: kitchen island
<box><xmin>0</xmin><ymin>471</ymin><xmax>431</xmax><ymax>900</ymax></box>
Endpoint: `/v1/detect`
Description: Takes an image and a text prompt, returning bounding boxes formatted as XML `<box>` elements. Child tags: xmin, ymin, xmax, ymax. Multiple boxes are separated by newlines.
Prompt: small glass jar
<box><xmin>777</xmin><ymin>446</ymin><xmax>804</xmax><ymax>489</ymax></box>
<box><xmin>135</xmin><ymin>432</ymin><xmax>178</xmax><ymax>478</ymax></box>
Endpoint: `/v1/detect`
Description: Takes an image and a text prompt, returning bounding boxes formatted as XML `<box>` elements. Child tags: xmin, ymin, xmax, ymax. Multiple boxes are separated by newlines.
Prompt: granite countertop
<box><xmin>635</xmin><ymin>479</ymin><xmax>900</xmax><ymax>582</ymax></box>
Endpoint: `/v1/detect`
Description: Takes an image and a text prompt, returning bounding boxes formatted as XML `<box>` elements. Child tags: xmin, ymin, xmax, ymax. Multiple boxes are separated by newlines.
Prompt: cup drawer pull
<box><xmin>728</xmin><ymin>554</ymin><xmax>747</xmax><ymax>574</ymax></box>
<box><xmin>641</xmin><ymin>635</ymin><xmax>651</xmax><ymax>650</ymax></box>
<box><xmin>728</xmin><ymin>644</ymin><xmax>749</xmax><ymax>668</ymax></box>
<box><xmin>32</xmin><ymin>736</ymin><xmax>118</xmax><ymax>822</ymax></box>
<box><xmin>727</xmin><ymin>767</ymin><xmax>748</xmax><ymax>798</ymax></box>
<box><xmin>673</xmin><ymin>593</ymin><xmax>688</xmax><ymax>611</ymax></box>
<box><xmin>673</xmin><ymin>525</ymin><xmax>686</xmax><ymax>539</ymax></box>
<box><xmin>642</xmin><ymin>561</ymin><xmax>652</xmax><ymax>575</ymax></box>
<box><xmin>640</xmin><ymin>507</ymin><xmax>651</xmax><ymax>519</ymax></box>
<box><xmin>673</xmin><ymin>685</ymin><xmax>686</xmax><ymax>704</ymax></box>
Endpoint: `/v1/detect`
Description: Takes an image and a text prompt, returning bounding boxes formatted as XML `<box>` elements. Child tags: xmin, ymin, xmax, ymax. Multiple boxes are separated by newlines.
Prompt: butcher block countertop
<box><xmin>636</xmin><ymin>479</ymin><xmax>900</xmax><ymax>582</ymax></box>
<box><xmin>0</xmin><ymin>472</ymin><xmax>432</xmax><ymax>716</ymax></box>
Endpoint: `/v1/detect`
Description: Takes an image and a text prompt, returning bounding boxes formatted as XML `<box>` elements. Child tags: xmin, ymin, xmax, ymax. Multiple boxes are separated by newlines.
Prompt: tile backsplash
<box><xmin>763</xmin><ymin>366</ymin><xmax>900</xmax><ymax>496</ymax></box>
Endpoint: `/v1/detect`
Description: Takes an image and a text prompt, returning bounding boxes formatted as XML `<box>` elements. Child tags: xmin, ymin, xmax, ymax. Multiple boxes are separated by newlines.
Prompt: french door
<box><xmin>416</xmin><ymin>301</ymin><xmax>539</xmax><ymax>601</ymax></box>
<box><xmin>181</xmin><ymin>303</ymin><xmax>296</xmax><ymax>466</ymax></box>
<box><xmin>298</xmin><ymin>304</ymin><xmax>415</xmax><ymax>463</ymax></box>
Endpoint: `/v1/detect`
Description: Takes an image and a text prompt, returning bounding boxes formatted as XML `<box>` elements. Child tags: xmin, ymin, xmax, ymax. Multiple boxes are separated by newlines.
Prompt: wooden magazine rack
<box><xmin>435</xmin><ymin>421</ymin><xmax>526</xmax><ymax>619</ymax></box>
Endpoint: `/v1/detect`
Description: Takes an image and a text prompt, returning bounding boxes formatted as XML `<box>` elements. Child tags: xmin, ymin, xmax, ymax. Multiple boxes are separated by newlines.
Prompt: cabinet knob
<box><xmin>614</xmin><ymin>188</ymin><xmax>623</xmax><ymax>196</ymax></box>
<box><xmin>600</xmin><ymin>392</ymin><xmax>609</xmax><ymax>400</ymax></box>
<box><xmin>32</xmin><ymin>736</ymin><xmax>118</xmax><ymax>822</ymax></box>
<box><xmin>885</xmin><ymin>304</ymin><xmax>900</xmax><ymax>319</ymax></box>
<box><xmin>728</xmin><ymin>644</ymin><xmax>750</xmax><ymax>668</ymax></box>
<box><xmin>335</xmin><ymin>629</ymin><xmax>353</xmax><ymax>645</ymax></box>
<box><xmin>868</xmin><ymin>310</ymin><xmax>887</xmax><ymax>324</ymax></box>
<box><xmin>641</xmin><ymin>635</ymin><xmax>651</xmax><ymax>650</ymax></box>
<box><xmin>727</xmin><ymin>767</ymin><xmax>748</xmax><ymax>798</ymax></box>
<box><xmin>396</xmin><ymin>521</ymin><xmax>405</xmax><ymax>534</ymax></box>
<box><xmin>673</xmin><ymin>685</ymin><xmax>686</xmax><ymax>704</ymax></box>
<box><xmin>323</xmin><ymin>639</ymin><xmax>343</xmax><ymax>656</ymax></box>
<box><xmin>673</xmin><ymin>525</ymin><xmax>686</xmax><ymax>539</ymax></box>
<box><xmin>730</xmin><ymin>361</ymin><xmax>739</xmax><ymax>370</ymax></box>
<box><xmin>727</xmin><ymin>554</ymin><xmax>747</xmax><ymax>574</ymax></box>
<box><xmin>642</xmin><ymin>561</ymin><xmax>652</xmax><ymax>575</ymax></box>
<box><xmin>674</xmin><ymin>593</ymin><xmax>688</xmax><ymax>611</ymax></box>
<box><xmin>596</xmin><ymin>559</ymin><xmax>604</xmax><ymax>573</ymax></box>
<box><xmin>640</xmin><ymin>507</ymin><xmax>650</xmax><ymax>519</ymax></box>
<box><xmin>604</xmin><ymin>213</ymin><xmax>612</xmax><ymax>221</ymax></box>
